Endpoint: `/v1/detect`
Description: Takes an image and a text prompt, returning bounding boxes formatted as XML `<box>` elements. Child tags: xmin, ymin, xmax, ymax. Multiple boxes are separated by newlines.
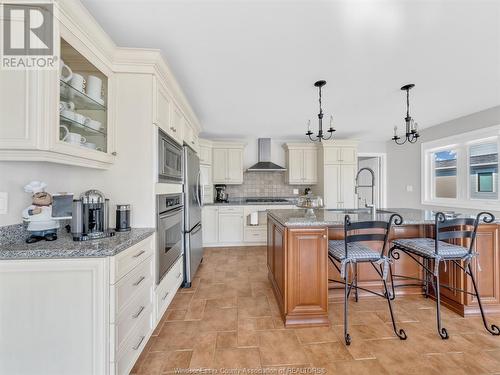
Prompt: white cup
<box><xmin>59</xmin><ymin>60</ymin><xmax>73</xmax><ymax>82</ymax></box>
<box><xmin>59</xmin><ymin>101</ymin><xmax>75</xmax><ymax>112</ymax></box>
<box><xmin>60</xmin><ymin>125</ymin><xmax>86</xmax><ymax>145</ymax></box>
<box><xmin>84</xmin><ymin>118</ymin><xmax>102</xmax><ymax>131</ymax></box>
<box><xmin>86</xmin><ymin>75</ymin><xmax>103</xmax><ymax>101</ymax></box>
<box><xmin>73</xmin><ymin>113</ymin><xmax>88</xmax><ymax>124</ymax></box>
<box><xmin>61</xmin><ymin>109</ymin><xmax>75</xmax><ymax>120</ymax></box>
<box><xmin>70</xmin><ymin>73</ymin><xmax>86</xmax><ymax>93</ymax></box>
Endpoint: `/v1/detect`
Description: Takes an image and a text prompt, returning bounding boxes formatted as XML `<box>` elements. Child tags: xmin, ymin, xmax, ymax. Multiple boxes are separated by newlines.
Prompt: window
<box><xmin>434</xmin><ymin>150</ymin><xmax>457</xmax><ymax>198</ymax></box>
<box><xmin>469</xmin><ymin>142</ymin><xmax>498</xmax><ymax>199</ymax></box>
<box><xmin>422</xmin><ymin>125</ymin><xmax>500</xmax><ymax>210</ymax></box>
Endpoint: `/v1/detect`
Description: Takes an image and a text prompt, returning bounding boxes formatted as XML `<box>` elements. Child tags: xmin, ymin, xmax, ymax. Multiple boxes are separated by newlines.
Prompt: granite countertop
<box><xmin>0</xmin><ymin>227</ymin><xmax>155</xmax><ymax>260</ymax></box>
<box><xmin>267</xmin><ymin>208</ymin><xmax>491</xmax><ymax>227</ymax></box>
<box><xmin>205</xmin><ymin>196</ymin><xmax>298</xmax><ymax>206</ymax></box>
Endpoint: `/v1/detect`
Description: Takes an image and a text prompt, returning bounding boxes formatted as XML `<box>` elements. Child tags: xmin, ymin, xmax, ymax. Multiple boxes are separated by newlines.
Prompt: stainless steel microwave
<box><xmin>158</xmin><ymin>129</ymin><xmax>183</xmax><ymax>183</ymax></box>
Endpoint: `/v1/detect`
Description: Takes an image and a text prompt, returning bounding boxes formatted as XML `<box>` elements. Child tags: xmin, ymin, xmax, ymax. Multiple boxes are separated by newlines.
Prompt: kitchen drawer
<box><xmin>218</xmin><ymin>206</ymin><xmax>243</xmax><ymax>214</ymax></box>
<box><xmin>111</xmin><ymin>235</ymin><xmax>155</xmax><ymax>283</ymax></box>
<box><xmin>114</xmin><ymin>256</ymin><xmax>154</xmax><ymax>315</ymax></box>
<box><xmin>115</xmin><ymin>305</ymin><xmax>153</xmax><ymax>375</ymax></box>
<box><xmin>244</xmin><ymin>227</ymin><xmax>267</xmax><ymax>243</ymax></box>
<box><xmin>116</xmin><ymin>282</ymin><xmax>153</xmax><ymax>351</ymax></box>
<box><xmin>156</xmin><ymin>256</ymin><xmax>183</xmax><ymax>321</ymax></box>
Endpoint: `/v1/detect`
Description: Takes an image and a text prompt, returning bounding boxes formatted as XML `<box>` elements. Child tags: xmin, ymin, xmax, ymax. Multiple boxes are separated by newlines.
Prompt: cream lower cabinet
<box><xmin>284</xmin><ymin>143</ymin><xmax>318</xmax><ymax>184</ymax></box>
<box><xmin>218</xmin><ymin>207</ymin><xmax>244</xmax><ymax>243</ymax></box>
<box><xmin>0</xmin><ymin>234</ymin><xmax>184</xmax><ymax>375</ymax></box>
<box><xmin>212</xmin><ymin>142</ymin><xmax>245</xmax><ymax>184</ymax></box>
<box><xmin>202</xmin><ymin>206</ymin><xmax>219</xmax><ymax>244</ymax></box>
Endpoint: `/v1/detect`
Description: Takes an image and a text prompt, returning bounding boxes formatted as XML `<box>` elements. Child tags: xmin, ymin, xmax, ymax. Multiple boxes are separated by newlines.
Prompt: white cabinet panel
<box><xmin>323</xmin><ymin>164</ymin><xmax>357</xmax><ymax>209</ymax></box>
<box><xmin>199</xmin><ymin>145</ymin><xmax>212</xmax><ymax>165</ymax></box>
<box><xmin>288</xmin><ymin>149</ymin><xmax>304</xmax><ymax>183</ymax></box>
<box><xmin>218</xmin><ymin>211</ymin><xmax>244</xmax><ymax>243</ymax></box>
<box><xmin>341</xmin><ymin>164</ymin><xmax>357</xmax><ymax>208</ymax></box>
<box><xmin>303</xmin><ymin>148</ymin><xmax>318</xmax><ymax>183</ymax></box>
<box><xmin>227</xmin><ymin>148</ymin><xmax>243</xmax><ymax>183</ymax></box>
<box><xmin>154</xmin><ymin>80</ymin><xmax>171</xmax><ymax>134</ymax></box>
<box><xmin>341</xmin><ymin>147</ymin><xmax>357</xmax><ymax>164</ymax></box>
<box><xmin>202</xmin><ymin>206</ymin><xmax>219</xmax><ymax>244</ymax></box>
<box><xmin>212</xmin><ymin>146</ymin><xmax>244</xmax><ymax>184</ymax></box>
<box><xmin>170</xmin><ymin>104</ymin><xmax>184</xmax><ymax>145</ymax></box>
<box><xmin>324</xmin><ymin>164</ymin><xmax>340</xmax><ymax>209</ymax></box>
<box><xmin>212</xmin><ymin>149</ymin><xmax>227</xmax><ymax>183</ymax></box>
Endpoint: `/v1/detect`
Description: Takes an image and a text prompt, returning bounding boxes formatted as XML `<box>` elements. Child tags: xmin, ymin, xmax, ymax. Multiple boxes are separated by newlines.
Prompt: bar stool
<box><xmin>390</xmin><ymin>211</ymin><xmax>499</xmax><ymax>339</ymax></box>
<box><xmin>328</xmin><ymin>214</ymin><xmax>407</xmax><ymax>345</ymax></box>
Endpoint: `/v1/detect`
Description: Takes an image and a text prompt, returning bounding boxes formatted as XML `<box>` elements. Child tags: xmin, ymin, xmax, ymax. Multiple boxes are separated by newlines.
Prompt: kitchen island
<box><xmin>267</xmin><ymin>208</ymin><xmax>500</xmax><ymax>328</ymax></box>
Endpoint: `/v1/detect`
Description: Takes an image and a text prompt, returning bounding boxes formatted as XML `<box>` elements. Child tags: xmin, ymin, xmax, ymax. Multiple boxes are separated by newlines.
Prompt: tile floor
<box><xmin>132</xmin><ymin>246</ymin><xmax>500</xmax><ymax>374</ymax></box>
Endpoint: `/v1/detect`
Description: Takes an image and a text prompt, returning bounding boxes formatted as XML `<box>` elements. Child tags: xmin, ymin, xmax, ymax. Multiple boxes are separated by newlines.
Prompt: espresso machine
<box><xmin>71</xmin><ymin>189</ymin><xmax>115</xmax><ymax>241</ymax></box>
<box><xmin>214</xmin><ymin>184</ymin><xmax>228</xmax><ymax>203</ymax></box>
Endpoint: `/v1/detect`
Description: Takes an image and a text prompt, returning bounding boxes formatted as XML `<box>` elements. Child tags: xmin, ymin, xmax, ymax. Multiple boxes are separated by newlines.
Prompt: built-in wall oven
<box><xmin>156</xmin><ymin>193</ymin><xmax>183</xmax><ymax>284</ymax></box>
<box><xmin>158</xmin><ymin>129</ymin><xmax>183</xmax><ymax>183</ymax></box>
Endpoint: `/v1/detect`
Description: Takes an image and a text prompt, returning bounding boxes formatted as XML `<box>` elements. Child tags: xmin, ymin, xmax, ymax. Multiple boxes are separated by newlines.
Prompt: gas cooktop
<box><xmin>245</xmin><ymin>198</ymin><xmax>290</xmax><ymax>203</ymax></box>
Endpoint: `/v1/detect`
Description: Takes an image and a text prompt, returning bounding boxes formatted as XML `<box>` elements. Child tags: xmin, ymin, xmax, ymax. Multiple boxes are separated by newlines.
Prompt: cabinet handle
<box><xmin>176</xmin><ymin>272</ymin><xmax>182</xmax><ymax>279</ymax></box>
<box><xmin>170</xmin><ymin>126</ymin><xmax>177</xmax><ymax>133</ymax></box>
<box><xmin>132</xmin><ymin>305</ymin><xmax>145</xmax><ymax>319</ymax></box>
<box><xmin>162</xmin><ymin>291</ymin><xmax>170</xmax><ymax>301</ymax></box>
<box><xmin>132</xmin><ymin>336</ymin><xmax>145</xmax><ymax>350</ymax></box>
<box><xmin>323</xmin><ymin>235</ymin><xmax>327</xmax><ymax>239</ymax></box>
<box><xmin>133</xmin><ymin>276</ymin><xmax>145</xmax><ymax>286</ymax></box>
<box><xmin>112</xmin><ymin>151</ymin><xmax>117</xmax><ymax>156</ymax></box>
<box><xmin>133</xmin><ymin>250</ymin><xmax>146</xmax><ymax>258</ymax></box>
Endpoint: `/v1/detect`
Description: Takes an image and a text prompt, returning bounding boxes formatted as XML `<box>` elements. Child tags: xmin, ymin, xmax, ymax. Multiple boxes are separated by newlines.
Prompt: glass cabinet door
<box><xmin>58</xmin><ymin>38</ymin><xmax>108</xmax><ymax>153</ymax></box>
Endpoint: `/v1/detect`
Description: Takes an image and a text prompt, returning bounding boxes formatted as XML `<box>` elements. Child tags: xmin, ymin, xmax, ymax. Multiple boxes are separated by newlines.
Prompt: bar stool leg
<box><xmin>344</xmin><ymin>268</ymin><xmax>351</xmax><ymax>345</ymax></box>
<box><xmin>424</xmin><ymin>258</ymin><xmax>429</xmax><ymax>298</ymax></box>
<box><xmin>354</xmin><ymin>265</ymin><xmax>359</xmax><ymax>302</ymax></box>
<box><xmin>432</xmin><ymin>260</ymin><xmax>449</xmax><ymax>339</ymax></box>
<box><xmin>382</xmin><ymin>276</ymin><xmax>407</xmax><ymax>340</ymax></box>
<box><xmin>468</xmin><ymin>263</ymin><xmax>500</xmax><ymax>335</ymax></box>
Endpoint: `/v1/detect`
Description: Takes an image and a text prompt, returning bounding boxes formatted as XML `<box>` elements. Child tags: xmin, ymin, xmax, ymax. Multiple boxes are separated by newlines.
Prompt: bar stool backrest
<box><xmin>344</xmin><ymin>214</ymin><xmax>403</xmax><ymax>259</ymax></box>
<box><xmin>434</xmin><ymin>212</ymin><xmax>495</xmax><ymax>255</ymax></box>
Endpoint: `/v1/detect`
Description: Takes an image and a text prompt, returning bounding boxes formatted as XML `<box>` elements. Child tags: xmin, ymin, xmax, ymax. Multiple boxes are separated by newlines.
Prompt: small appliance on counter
<box><xmin>214</xmin><ymin>184</ymin><xmax>228</xmax><ymax>203</ymax></box>
<box><xmin>115</xmin><ymin>204</ymin><xmax>131</xmax><ymax>232</ymax></box>
<box><xmin>71</xmin><ymin>189</ymin><xmax>115</xmax><ymax>241</ymax></box>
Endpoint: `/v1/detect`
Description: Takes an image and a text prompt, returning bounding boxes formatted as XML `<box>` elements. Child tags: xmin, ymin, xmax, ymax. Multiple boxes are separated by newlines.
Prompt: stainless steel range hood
<box><xmin>247</xmin><ymin>138</ymin><xmax>287</xmax><ymax>172</ymax></box>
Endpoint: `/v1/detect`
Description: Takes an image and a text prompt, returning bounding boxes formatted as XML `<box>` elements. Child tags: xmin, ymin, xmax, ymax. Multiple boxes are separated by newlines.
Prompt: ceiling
<box><xmin>82</xmin><ymin>0</ymin><xmax>500</xmax><ymax>141</ymax></box>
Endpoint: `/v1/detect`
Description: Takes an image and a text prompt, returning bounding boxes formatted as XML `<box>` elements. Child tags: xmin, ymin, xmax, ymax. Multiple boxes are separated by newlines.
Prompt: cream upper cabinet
<box><xmin>153</xmin><ymin>78</ymin><xmax>172</xmax><ymax>134</ymax></box>
<box><xmin>0</xmin><ymin>29</ymin><xmax>116</xmax><ymax>168</ymax></box>
<box><xmin>199</xmin><ymin>139</ymin><xmax>212</xmax><ymax>165</ymax></box>
<box><xmin>211</xmin><ymin>142</ymin><xmax>245</xmax><ymax>184</ymax></box>
<box><xmin>183</xmin><ymin>122</ymin><xmax>199</xmax><ymax>153</ymax></box>
<box><xmin>170</xmin><ymin>104</ymin><xmax>184</xmax><ymax>145</ymax></box>
<box><xmin>285</xmin><ymin>143</ymin><xmax>317</xmax><ymax>185</ymax></box>
<box><xmin>323</xmin><ymin>145</ymin><xmax>357</xmax><ymax>165</ymax></box>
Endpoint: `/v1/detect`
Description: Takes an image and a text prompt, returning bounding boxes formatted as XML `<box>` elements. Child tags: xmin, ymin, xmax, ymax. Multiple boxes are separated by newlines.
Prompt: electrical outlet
<box><xmin>293</xmin><ymin>189</ymin><xmax>299</xmax><ymax>195</ymax></box>
<box><xmin>406</xmin><ymin>185</ymin><xmax>413</xmax><ymax>192</ymax></box>
<box><xmin>0</xmin><ymin>192</ymin><xmax>8</xmax><ymax>214</ymax></box>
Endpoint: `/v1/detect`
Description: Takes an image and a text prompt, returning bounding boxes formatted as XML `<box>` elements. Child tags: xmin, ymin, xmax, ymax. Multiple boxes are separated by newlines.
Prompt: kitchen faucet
<box><xmin>355</xmin><ymin>167</ymin><xmax>376</xmax><ymax>215</ymax></box>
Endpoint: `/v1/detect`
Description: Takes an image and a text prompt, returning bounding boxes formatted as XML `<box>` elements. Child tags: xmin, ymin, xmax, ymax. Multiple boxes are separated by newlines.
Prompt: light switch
<box><xmin>406</xmin><ymin>185</ymin><xmax>413</xmax><ymax>192</ymax></box>
<box><xmin>0</xmin><ymin>192</ymin><xmax>7</xmax><ymax>214</ymax></box>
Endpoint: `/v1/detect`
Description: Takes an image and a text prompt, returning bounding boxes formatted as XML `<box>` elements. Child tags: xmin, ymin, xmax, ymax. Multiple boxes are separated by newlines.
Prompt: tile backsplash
<box><xmin>223</xmin><ymin>171</ymin><xmax>311</xmax><ymax>198</ymax></box>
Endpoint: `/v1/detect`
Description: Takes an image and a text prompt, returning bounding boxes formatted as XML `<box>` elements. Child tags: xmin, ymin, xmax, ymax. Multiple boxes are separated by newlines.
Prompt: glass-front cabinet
<box><xmin>53</xmin><ymin>35</ymin><xmax>115</xmax><ymax>165</ymax></box>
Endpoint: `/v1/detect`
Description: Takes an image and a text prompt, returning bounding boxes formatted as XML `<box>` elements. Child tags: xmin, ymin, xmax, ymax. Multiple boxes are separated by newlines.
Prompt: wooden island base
<box><xmin>267</xmin><ymin>214</ymin><xmax>500</xmax><ymax>328</ymax></box>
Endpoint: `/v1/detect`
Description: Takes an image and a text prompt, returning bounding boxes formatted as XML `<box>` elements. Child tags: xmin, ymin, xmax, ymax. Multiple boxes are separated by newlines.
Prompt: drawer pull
<box><xmin>133</xmin><ymin>276</ymin><xmax>145</xmax><ymax>286</ymax></box>
<box><xmin>176</xmin><ymin>272</ymin><xmax>182</xmax><ymax>279</ymax></box>
<box><xmin>132</xmin><ymin>335</ymin><xmax>145</xmax><ymax>350</ymax></box>
<box><xmin>132</xmin><ymin>305</ymin><xmax>145</xmax><ymax>319</ymax></box>
<box><xmin>133</xmin><ymin>250</ymin><xmax>146</xmax><ymax>258</ymax></box>
<box><xmin>162</xmin><ymin>291</ymin><xmax>170</xmax><ymax>301</ymax></box>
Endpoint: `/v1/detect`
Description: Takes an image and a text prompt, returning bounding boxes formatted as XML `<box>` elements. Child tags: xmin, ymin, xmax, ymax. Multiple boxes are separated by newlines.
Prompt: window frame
<box><xmin>421</xmin><ymin>125</ymin><xmax>500</xmax><ymax>210</ymax></box>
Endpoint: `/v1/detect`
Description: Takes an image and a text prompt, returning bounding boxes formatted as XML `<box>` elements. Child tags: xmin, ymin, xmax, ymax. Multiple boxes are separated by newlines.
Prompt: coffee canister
<box><xmin>115</xmin><ymin>204</ymin><xmax>131</xmax><ymax>232</ymax></box>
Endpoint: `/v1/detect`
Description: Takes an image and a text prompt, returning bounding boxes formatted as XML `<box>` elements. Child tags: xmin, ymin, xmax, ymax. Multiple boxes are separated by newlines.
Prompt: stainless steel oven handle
<box><xmin>159</xmin><ymin>206</ymin><xmax>183</xmax><ymax>219</ymax></box>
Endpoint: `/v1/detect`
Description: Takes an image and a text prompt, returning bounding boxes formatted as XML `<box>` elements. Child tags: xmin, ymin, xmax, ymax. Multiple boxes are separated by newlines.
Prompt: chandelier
<box><xmin>306</xmin><ymin>80</ymin><xmax>336</xmax><ymax>142</ymax></box>
<box><xmin>392</xmin><ymin>84</ymin><xmax>420</xmax><ymax>145</ymax></box>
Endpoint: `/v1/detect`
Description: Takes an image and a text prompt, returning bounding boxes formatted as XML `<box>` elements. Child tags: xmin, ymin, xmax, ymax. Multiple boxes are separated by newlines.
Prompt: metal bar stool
<box><xmin>328</xmin><ymin>214</ymin><xmax>407</xmax><ymax>345</ymax></box>
<box><xmin>390</xmin><ymin>211</ymin><xmax>499</xmax><ymax>339</ymax></box>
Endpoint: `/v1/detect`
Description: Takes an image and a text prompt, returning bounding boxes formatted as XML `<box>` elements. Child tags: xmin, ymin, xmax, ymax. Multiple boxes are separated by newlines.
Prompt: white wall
<box><xmin>386</xmin><ymin>105</ymin><xmax>500</xmax><ymax>211</ymax></box>
<box><xmin>0</xmin><ymin>73</ymin><xmax>156</xmax><ymax>228</ymax></box>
